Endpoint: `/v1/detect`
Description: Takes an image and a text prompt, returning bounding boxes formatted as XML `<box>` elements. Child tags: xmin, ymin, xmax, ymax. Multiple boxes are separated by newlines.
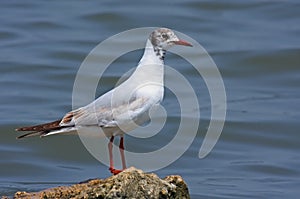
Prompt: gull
<box><xmin>16</xmin><ymin>28</ymin><xmax>192</xmax><ymax>175</ymax></box>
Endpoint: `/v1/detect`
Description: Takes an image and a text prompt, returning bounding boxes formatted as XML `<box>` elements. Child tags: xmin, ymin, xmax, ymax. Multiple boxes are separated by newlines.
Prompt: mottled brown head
<box><xmin>149</xmin><ymin>28</ymin><xmax>192</xmax><ymax>50</ymax></box>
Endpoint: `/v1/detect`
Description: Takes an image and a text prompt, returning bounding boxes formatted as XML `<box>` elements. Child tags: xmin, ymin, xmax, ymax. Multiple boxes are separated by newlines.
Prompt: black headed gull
<box><xmin>16</xmin><ymin>28</ymin><xmax>192</xmax><ymax>175</ymax></box>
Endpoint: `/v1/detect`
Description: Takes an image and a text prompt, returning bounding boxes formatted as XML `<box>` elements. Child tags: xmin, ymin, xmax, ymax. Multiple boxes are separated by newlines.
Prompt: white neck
<box><xmin>138</xmin><ymin>39</ymin><xmax>164</xmax><ymax>66</ymax></box>
<box><xmin>129</xmin><ymin>39</ymin><xmax>164</xmax><ymax>84</ymax></box>
<box><xmin>118</xmin><ymin>39</ymin><xmax>164</xmax><ymax>102</ymax></box>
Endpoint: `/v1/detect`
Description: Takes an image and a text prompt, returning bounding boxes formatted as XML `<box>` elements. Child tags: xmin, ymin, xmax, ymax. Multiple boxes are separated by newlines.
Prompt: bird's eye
<box><xmin>161</xmin><ymin>33</ymin><xmax>169</xmax><ymax>40</ymax></box>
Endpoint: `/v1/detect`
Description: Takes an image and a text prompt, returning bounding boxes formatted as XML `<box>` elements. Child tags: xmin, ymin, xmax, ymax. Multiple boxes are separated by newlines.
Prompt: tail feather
<box><xmin>15</xmin><ymin>120</ymin><xmax>62</xmax><ymax>132</ymax></box>
<box><xmin>15</xmin><ymin>119</ymin><xmax>74</xmax><ymax>139</ymax></box>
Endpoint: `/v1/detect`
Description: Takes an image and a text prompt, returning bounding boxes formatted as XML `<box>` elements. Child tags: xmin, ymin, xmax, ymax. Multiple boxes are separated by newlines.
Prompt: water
<box><xmin>1</xmin><ymin>0</ymin><xmax>300</xmax><ymax>198</ymax></box>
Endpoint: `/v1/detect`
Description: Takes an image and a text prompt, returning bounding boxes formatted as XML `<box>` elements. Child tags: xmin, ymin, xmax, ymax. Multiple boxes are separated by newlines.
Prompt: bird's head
<box><xmin>149</xmin><ymin>28</ymin><xmax>193</xmax><ymax>50</ymax></box>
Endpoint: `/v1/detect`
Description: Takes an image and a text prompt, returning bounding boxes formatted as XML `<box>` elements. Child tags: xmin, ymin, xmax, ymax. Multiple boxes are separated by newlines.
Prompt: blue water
<box><xmin>1</xmin><ymin>1</ymin><xmax>300</xmax><ymax>198</ymax></box>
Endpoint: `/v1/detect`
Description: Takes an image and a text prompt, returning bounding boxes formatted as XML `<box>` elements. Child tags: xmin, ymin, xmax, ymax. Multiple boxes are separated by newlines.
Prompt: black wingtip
<box><xmin>16</xmin><ymin>134</ymin><xmax>26</xmax><ymax>139</ymax></box>
<box><xmin>16</xmin><ymin>136</ymin><xmax>23</xmax><ymax>140</ymax></box>
<box><xmin>16</xmin><ymin>131</ymin><xmax>42</xmax><ymax>139</ymax></box>
<box><xmin>16</xmin><ymin>133</ymin><xmax>30</xmax><ymax>139</ymax></box>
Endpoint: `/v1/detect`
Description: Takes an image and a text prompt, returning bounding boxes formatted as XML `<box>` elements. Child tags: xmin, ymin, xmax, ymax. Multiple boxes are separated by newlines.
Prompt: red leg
<box><xmin>108</xmin><ymin>136</ymin><xmax>114</xmax><ymax>172</ymax></box>
<box><xmin>108</xmin><ymin>136</ymin><xmax>123</xmax><ymax>175</ymax></box>
<box><xmin>119</xmin><ymin>136</ymin><xmax>127</xmax><ymax>170</ymax></box>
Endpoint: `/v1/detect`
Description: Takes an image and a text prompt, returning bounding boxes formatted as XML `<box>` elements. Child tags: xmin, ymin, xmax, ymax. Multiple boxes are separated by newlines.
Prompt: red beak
<box><xmin>173</xmin><ymin>40</ymin><xmax>193</xmax><ymax>47</ymax></box>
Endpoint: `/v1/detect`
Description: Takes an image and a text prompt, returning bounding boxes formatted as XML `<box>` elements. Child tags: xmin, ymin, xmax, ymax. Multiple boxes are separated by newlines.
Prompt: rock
<box><xmin>6</xmin><ymin>167</ymin><xmax>190</xmax><ymax>199</ymax></box>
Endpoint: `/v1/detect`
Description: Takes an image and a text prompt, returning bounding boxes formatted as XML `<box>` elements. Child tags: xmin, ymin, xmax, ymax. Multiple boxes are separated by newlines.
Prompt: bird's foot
<box><xmin>109</xmin><ymin>167</ymin><xmax>123</xmax><ymax>175</ymax></box>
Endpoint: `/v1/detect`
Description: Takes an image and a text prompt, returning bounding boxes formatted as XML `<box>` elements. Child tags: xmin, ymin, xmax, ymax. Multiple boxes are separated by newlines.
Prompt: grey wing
<box><xmin>59</xmin><ymin>91</ymin><xmax>154</xmax><ymax>130</ymax></box>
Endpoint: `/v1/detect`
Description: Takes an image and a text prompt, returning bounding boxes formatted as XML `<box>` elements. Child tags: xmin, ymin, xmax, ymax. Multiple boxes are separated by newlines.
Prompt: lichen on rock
<box><xmin>4</xmin><ymin>167</ymin><xmax>190</xmax><ymax>199</ymax></box>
